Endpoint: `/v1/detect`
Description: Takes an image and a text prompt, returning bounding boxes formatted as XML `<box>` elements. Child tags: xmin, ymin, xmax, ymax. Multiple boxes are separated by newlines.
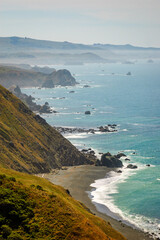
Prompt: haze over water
<box><xmin>23</xmin><ymin>61</ymin><xmax>160</xmax><ymax>238</ymax></box>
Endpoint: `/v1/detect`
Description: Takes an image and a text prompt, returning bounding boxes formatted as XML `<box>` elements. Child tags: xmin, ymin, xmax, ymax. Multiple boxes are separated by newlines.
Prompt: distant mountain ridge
<box><xmin>0</xmin><ymin>36</ymin><xmax>159</xmax><ymax>51</ymax></box>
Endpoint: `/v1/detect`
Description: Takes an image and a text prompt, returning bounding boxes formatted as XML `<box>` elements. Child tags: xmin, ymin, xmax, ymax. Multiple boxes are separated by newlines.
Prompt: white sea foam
<box><xmin>90</xmin><ymin>163</ymin><xmax>160</xmax><ymax>238</ymax></box>
<box><xmin>140</xmin><ymin>156</ymin><xmax>155</xmax><ymax>160</ymax></box>
<box><xmin>99</xmin><ymin>111</ymin><xmax>114</xmax><ymax>114</ymax></box>
<box><xmin>56</xmin><ymin>112</ymin><xmax>82</xmax><ymax>115</ymax></box>
<box><xmin>65</xmin><ymin>132</ymin><xmax>90</xmax><ymax>139</ymax></box>
<box><xmin>123</xmin><ymin>149</ymin><xmax>136</xmax><ymax>152</ymax></box>
<box><xmin>120</xmin><ymin>129</ymin><xmax>128</xmax><ymax>132</ymax></box>
<box><xmin>130</xmin><ymin>135</ymin><xmax>138</xmax><ymax>137</ymax></box>
<box><xmin>132</xmin><ymin>123</ymin><xmax>142</xmax><ymax>126</ymax></box>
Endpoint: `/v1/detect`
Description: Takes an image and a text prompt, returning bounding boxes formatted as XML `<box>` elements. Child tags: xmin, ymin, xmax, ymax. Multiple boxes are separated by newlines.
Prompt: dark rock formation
<box><xmin>95</xmin><ymin>159</ymin><xmax>102</xmax><ymax>166</ymax></box>
<box><xmin>127</xmin><ymin>164</ymin><xmax>138</xmax><ymax>169</ymax></box>
<box><xmin>125</xmin><ymin>158</ymin><xmax>130</xmax><ymax>161</ymax></box>
<box><xmin>83</xmin><ymin>85</ymin><xmax>90</xmax><ymax>88</ymax></box>
<box><xmin>42</xmin><ymin>79</ymin><xmax>54</xmax><ymax>88</ymax></box>
<box><xmin>115</xmin><ymin>153</ymin><xmax>126</xmax><ymax>158</ymax></box>
<box><xmin>126</xmin><ymin>71</ymin><xmax>131</xmax><ymax>75</ymax></box>
<box><xmin>79</xmin><ymin>147</ymin><xmax>98</xmax><ymax>163</ymax></box>
<box><xmin>9</xmin><ymin>85</ymin><xmax>55</xmax><ymax>114</ymax></box>
<box><xmin>104</xmin><ymin>152</ymin><xmax>112</xmax><ymax>157</ymax></box>
<box><xmin>101</xmin><ymin>153</ymin><xmax>123</xmax><ymax>168</ymax></box>
<box><xmin>46</xmin><ymin>69</ymin><xmax>77</xmax><ymax>86</ymax></box>
<box><xmin>98</xmin><ymin>125</ymin><xmax>117</xmax><ymax>132</ymax></box>
<box><xmin>55</xmin><ymin>125</ymin><xmax>118</xmax><ymax>135</ymax></box>
<box><xmin>85</xmin><ymin>111</ymin><xmax>91</xmax><ymax>115</ymax></box>
<box><xmin>39</xmin><ymin>102</ymin><xmax>53</xmax><ymax>113</ymax></box>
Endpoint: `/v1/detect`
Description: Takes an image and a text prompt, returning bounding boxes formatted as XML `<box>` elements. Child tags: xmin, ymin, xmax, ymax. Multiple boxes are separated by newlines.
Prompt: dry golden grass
<box><xmin>0</xmin><ymin>166</ymin><xmax>126</xmax><ymax>240</ymax></box>
<box><xmin>0</xmin><ymin>84</ymin><xmax>92</xmax><ymax>173</ymax></box>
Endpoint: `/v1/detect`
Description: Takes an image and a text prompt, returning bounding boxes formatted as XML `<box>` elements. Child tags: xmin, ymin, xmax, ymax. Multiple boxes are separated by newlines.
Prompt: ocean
<box><xmin>23</xmin><ymin>61</ymin><xmax>160</xmax><ymax>238</ymax></box>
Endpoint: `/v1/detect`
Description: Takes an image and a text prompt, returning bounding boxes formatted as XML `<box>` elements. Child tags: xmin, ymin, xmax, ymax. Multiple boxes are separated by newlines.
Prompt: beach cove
<box><xmin>24</xmin><ymin>61</ymin><xmax>160</xmax><ymax>239</ymax></box>
<box><xmin>39</xmin><ymin>165</ymin><xmax>153</xmax><ymax>240</ymax></box>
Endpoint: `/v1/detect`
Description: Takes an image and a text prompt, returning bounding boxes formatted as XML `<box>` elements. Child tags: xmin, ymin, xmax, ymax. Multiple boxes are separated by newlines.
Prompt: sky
<box><xmin>0</xmin><ymin>0</ymin><xmax>160</xmax><ymax>47</ymax></box>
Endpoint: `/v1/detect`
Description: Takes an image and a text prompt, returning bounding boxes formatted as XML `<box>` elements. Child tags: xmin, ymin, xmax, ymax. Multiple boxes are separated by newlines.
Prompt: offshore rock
<box><xmin>127</xmin><ymin>164</ymin><xmax>138</xmax><ymax>169</ymax></box>
<box><xmin>101</xmin><ymin>153</ymin><xmax>123</xmax><ymax>168</ymax></box>
<box><xmin>85</xmin><ymin>111</ymin><xmax>91</xmax><ymax>115</ymax></box>
<box><xmin>115</xmin><ymin>153</ymin><xmax>126</xmax><ymax>158</ymax></box>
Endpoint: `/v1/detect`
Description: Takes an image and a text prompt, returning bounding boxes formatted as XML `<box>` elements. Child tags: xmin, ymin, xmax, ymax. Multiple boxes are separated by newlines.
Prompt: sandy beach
<box><xmin>40</xmin><ymin>165</ymin><xmax>153</xmax><ymax>240</ymax></box>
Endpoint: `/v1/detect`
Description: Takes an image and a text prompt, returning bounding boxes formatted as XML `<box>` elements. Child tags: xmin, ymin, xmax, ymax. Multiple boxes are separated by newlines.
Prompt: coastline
<box><xmin>40</xmin><ymin>165</ymin><xmax>153</xmax><ymax>240</ymax></box>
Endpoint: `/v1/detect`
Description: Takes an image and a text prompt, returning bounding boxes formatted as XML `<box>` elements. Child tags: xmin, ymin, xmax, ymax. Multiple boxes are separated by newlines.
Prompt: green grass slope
<box><xmin>0</xmin><ymin>167</ymin><xmax>126</xmax><ymax>240</ymax></box>
<box><xmin>0</xmin><ymin>84</ymin><xmax>92</xmax><ymax>173</ymax></box>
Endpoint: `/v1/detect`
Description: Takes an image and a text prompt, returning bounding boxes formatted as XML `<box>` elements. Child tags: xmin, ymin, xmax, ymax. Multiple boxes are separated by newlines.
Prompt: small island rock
<box><xmin>85</xmin><ymin>111</ymin><xmax>91</xmax><ymax>115</ymax></box>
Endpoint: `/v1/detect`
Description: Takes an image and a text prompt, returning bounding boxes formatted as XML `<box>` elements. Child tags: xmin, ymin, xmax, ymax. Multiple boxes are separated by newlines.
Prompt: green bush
<box><xmin>36</xmin><ymin>185</ymin><xmax>43</xmax><ymax>191</ymax></box>
<box><xmin>0</xmin><ymin>224</ymin><xmax>12</xmax><ymax>238</ymax></box>
<box><xmin>0</xmin><ymin>174</ymin><xmax>6</xmax><ymax>180</ymax></box>
<box><xmin>9</xmin><ymin>177</ymin><xmax>16</xmax><ymax>182</ymax></box>
<box><xmin>0</xmin><ymin>181</ymin><xmax>34</xmax><ymax>230</ymax></box>
<box><xmin>7</xmin><ymin>232</ymin><xmax>23</xmax><ymax>240</ymax></box>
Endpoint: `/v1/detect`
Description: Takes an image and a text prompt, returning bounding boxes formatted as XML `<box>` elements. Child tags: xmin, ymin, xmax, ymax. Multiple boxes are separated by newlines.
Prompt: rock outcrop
<box><xmin>85</xmin><ymin>111</ymin><xmax>91</xmax><ymax>115</ymax></box>
<box><xmin>46</xmin><ymin>69</ymin><xmax>77</xmax><ymax>86</ymax></box>
<box><xmin>9</xmin><ymin>85</ymin><xmax>54</xmax><ymax>113</ymax></box>
<box><xmin>127</xmin><ymin>164</ymin><xmax>138</xmax><ymax>169</ymax></box>
<box><xmin>101</xmin><ymin>152</ymin><xmax>123</xmax><ymax>168</ymax></box>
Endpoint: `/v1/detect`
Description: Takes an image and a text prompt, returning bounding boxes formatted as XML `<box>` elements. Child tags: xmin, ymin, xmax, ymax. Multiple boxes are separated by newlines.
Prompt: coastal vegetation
<box><xmin>0</xmin><ymin>84</ymin><xmax>92</xmax><ymax>173</ymax></box>
<box><xmin>0</xmin><ymin>166</ymin><xmax>126</xmax><ymax>239</ymax></box>
<box><xmin>0</xmin><ymin>84</ymin><xmax>127</xmax><ymax>239</ymax></box>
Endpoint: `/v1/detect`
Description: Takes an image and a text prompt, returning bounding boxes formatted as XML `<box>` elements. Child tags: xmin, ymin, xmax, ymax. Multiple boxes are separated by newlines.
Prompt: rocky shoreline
<box><xmin>54</xmin><ymin>124</ymin><xmax>118</xmax><ymax>135</ymax></box>
<box><xmin>9</xmin><ymin>85</ymin><xmax>57</xmax><ymax>114</ymax></box>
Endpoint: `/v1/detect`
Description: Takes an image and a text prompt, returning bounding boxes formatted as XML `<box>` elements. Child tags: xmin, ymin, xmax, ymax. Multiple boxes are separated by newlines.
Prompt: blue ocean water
<box><xmin>23</xmin><ymin>62</ymin><xmax>160</xmax><ymax>238</ymax></box>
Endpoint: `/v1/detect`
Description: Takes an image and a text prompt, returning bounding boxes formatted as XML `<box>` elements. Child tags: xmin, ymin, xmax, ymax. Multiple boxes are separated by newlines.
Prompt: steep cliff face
<box><xmin>0</xmin><ymin>85</ymin><xmax>92</xmax><ymax>173</ymax></box>
<box><xmin>46</xmin><ymin>69</ymin><xmax>77</xmax><ymax>86</ymax></box>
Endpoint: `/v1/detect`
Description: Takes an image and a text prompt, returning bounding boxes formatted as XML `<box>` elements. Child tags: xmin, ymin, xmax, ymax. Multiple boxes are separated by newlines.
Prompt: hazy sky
<box><xmin>1</xmin><ymin>0</ymin><xmax>160</xmax><ymax>47</ymax></box>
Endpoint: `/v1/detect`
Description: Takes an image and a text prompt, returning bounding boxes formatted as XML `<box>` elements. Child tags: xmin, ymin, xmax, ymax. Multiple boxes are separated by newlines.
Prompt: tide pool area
<box><xmin>23</xmin><ymin>61</ymin><xmax>160</xmax><ymax>238</ymax></box>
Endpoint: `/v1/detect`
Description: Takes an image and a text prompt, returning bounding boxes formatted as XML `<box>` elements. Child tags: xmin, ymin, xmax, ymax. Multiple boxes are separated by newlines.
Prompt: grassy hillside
<box><xmin>0</xmin><ymin>84</ymin><xmax>92</xmax><ymax>173</ymax></box>
<box><xmin>0</xmin><ymin>166</ymin><xmax>126</xmax><ymax>240</ymax></box>
<box><xmin>0</xmin><ymin>66</ymin><xmax>46</xmax><ymax>88</ymax></box>
<box><xmin>0</xmin><ymin>66</ymin><xmax>77</xmax><ymax>88</ymax></box>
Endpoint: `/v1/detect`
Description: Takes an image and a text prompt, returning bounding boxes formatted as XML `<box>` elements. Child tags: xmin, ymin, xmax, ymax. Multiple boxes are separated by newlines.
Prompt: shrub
<box><xmin>36</xmin><ymin>185</ymin><xmax>43</xmax><ymax>191</ymax></box>
<box><xmin>7</xmin><ymin>232</ymin><xmax>23</xmax><ymax>240</ymax></box>
<box><xmin>0</xmin><ymin>174</ymin><xmax>6</xmax><ymax>180</ymax></box>
<box><xmin>1</xmin><ymin>224</ymin><xmax>12</xmax><ymax>238</ymax></box>
<box><xmin>9</xmin><ymin>177</ymin><xmax>16</xmax><ymax>182</ymax></box>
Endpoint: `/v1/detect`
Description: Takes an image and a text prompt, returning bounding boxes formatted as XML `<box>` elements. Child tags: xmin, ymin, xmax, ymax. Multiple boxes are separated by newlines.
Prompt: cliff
<box><xmin>0</xmin><ymin>65</ymin><xmax>77</xmax><ymax>88</ymax></box>
<box><xmin>0</xmin><ymin>85</ymin><xmax>92</xmax><ymax>173</ymax></box>
<box><xmin>0</xmin><ymin>84</ymin><xmax>126</xmax><ymax>240</ymax></box>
